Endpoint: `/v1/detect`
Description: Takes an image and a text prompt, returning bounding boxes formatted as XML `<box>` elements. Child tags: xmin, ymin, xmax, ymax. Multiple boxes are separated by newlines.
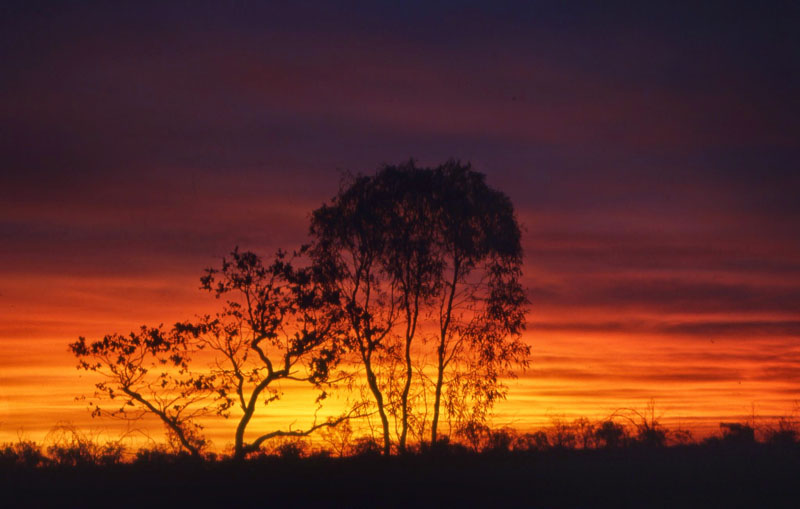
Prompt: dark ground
<box><xmin>3</xmin><ymin>445</ymin><xmax>799</xmax><ymax>508</ymax></box>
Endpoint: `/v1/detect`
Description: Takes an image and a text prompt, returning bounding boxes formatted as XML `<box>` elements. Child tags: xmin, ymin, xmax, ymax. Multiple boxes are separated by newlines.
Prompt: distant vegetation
<box><xmin>4</xmin><ymin>415</ymin><xmax>800</xmax><ymax>507</ymax></box>
<box><xmin>3</xmin><ymin>411</ymin><xmax>798</xmax><ymax>467</ymax></box>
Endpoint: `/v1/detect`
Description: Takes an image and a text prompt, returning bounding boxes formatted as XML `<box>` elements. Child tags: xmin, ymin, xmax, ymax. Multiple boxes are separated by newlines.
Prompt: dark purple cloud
<box><xmin>2</xmin><ymin>1</ymin><xmax>798</xmax><ymax>327</ymax></box>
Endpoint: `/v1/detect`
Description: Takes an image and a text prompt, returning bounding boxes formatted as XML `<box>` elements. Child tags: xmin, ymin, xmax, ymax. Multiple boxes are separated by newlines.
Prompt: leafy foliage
<box><xmin>309</xmin><ymin>160</ymin><xmax>530</xmax><ymax>454</ymax></box>
<box><xmin>70</xmin><ymin>159</ymin><xmax>528</xmax><ymax>457</ymax></box>
<box><xmin>70</xmin><ymin>249</ymin><xmax>358</xmax><ymax>459</ymax></box>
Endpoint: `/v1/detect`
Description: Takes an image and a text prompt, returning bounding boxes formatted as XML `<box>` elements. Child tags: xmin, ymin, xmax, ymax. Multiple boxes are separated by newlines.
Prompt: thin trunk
<box><xmin>364</xmin><ymin>354</ymin><xmax>391</xmax><ymax>455</ymax></box>
<box><xmin>398</xmin><ymin>334</ymin><xmax>413</xmax><ymax>451</ymax></box>
<box><xmin>398</xmin><ymin>291</ymin><xmax>419</xmax><ymax>453</ymax></box>
<box><xmin>431</xmin><ymin>258</ymin><xmax>459</xmax><ymax>445</ymax></box>
<box><xmin>430</xmin><ymin>352</ymin><xmax>446</xmax><ymax>445</ymax></box>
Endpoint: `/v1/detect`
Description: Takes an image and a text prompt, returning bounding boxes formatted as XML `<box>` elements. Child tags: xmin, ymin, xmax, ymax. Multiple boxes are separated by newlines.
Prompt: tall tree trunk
<box><xmin>430</xmin><ymin>349</ymin><xmax>446</xmax><ymax>445</ymax></box>
<box><xmin>364</xmin><ymin>355</ymin><xmax>391</xmax><ymax>455</ymax></box>
<box><xmin>399</xmin><ymin>294</ymin><xmax>419</xmax><ymax>453</ymax></box>
<box><xmin>399</xmin><ymin>332</ymin><xmax>414</xmax><ymax>452</ymax></box>
<box><xmin>431</xmin><ymin>258</ymin><xmax>459</xmax><ymax>445</ymax></box>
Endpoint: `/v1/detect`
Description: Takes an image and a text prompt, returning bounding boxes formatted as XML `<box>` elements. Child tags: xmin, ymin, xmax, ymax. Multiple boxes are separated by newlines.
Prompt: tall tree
<box><xmin>310</xmin><ymin>174</ymin><xmax>401</xmax><ymax>455</ymax></box>
<box><xmin>71</xmin><ymin>160</ymin><xmax>527</xmax><ymax>456</ymax></box>
<box><xmin>380</xmin><ymin>167</ymin><xmax>442</xmax><ymax>451</ymax></box>
<box><xmin>428</xmin><ymin>161</ymin><xmax>529</xmax><ymax>444</ymax></box>
<box><xmin>309</xmin><ymin>160</ymin><xmax>529</xmax><ymax>453</ymax></box>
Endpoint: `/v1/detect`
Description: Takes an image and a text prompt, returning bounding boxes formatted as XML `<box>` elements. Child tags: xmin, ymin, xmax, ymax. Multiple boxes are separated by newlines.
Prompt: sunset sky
<box><xmin>2</xmin><ymin>1</ymin><xmax>799</xmax><ymax>446</ymax></box>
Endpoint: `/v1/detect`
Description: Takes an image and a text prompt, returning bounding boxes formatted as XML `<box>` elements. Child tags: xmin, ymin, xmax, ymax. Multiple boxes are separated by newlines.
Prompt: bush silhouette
<box><xmin>0</xmin><ymin>440</ymin><xmax>47</xmax><ymax>468</ymax></box>
<box><xmin>719</xmin><ymin>422</ymin><xmax>756</xmax><ymax>446</ymax></box>
<box><xmin>765</xmin><ymin>417</ymin><xmax>798</xmax><ymax>447</ymax></box>
<box><xmin>45</xmin><ymin>426</ymin><xmax>125</xmax><ymax>467</ymax></box>
<box><xmin>594</xmin><ymin>420</ymin><xmax>627</xmax><ymax>449</ymax></box>
<box><xmin>272</xmin><ymin>439</ymin><xmax>310</xmax><ymax>460</ymax></box>
<box><xmin>350</xmin><ymin>437</ymin><xmax>383</xmax><ymax>457</ymax></box>
<box><xmin>548</xmin><ymin>418</ymin><xmax>578</xmax><ymax>450</ymax></box>
<box><xmin>133</xmin><ymin>446</ymin><xmax>196</xmax><ymax>466</ymax></box>
<box><xmin>484</xmin><ymin>427</ymin><xmax>516</xmax><ymax>454</ymax></box>
<box><xmin>513</xmin><ymin>431</ymin><xmax>550</xmax><ymax>452</ymax></box>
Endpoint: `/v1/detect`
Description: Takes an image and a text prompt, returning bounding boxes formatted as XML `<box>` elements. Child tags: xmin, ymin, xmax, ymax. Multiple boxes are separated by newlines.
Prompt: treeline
<box><xmin>459</xmin><ymin>414</ymin><xmax>800</xmax><ymax>453</ymax></box>
<box><xmin>3</xmin><ymin>414</ymin><xmax>798</xmax><ymax>469</ymax></box>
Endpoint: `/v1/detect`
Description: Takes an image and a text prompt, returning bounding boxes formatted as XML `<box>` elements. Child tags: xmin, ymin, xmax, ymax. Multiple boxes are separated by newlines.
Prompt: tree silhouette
<box><xmin>427</xmin><ymin>161</ymin><xmax>529</xmax><ymax>445</ymax></box>
<box><xmin>71</xmin><ymin>249</ymin><xmax>358</xmax><ymax>459</ymax></box>
<box><xmin>71</xmin><ymin>159</ymin><xmax>528</xmax><ymax>456</ymax></box>
<box><xmin>594</xmin><ymin>420</ymin><xmax>627</xmax><ymax>449</ymax></box>
<box><xmin>379</xmin><ymin>166</ymin><xmax>442</xmax><ymax>452</ymax></box>
<box><xmin>310</xmin><ymin>171</ymin><xmax>404</xmax><ymax>455</ymax></box>
<box><xmin>309</xmin><ymin>160</ymin><xmax>529</xmax><ymax>453</ymax></box>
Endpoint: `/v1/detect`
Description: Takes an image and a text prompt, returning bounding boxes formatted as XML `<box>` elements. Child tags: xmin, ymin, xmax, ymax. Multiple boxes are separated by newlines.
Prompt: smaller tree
<box><xmin>547</xmin><ymin>417</ymin><xmax>577</xmax><ymax>450</ymax></box>
<box><xmin>71</xmin><ymin>248</ymin><xmax>359</xmax><ymax>459</ymax></box>
<box><xmin>573</xmin><ymin>417</ymin><xmax>596</xmax><ymax>449</ymax></box>
<box><xmin>594</xmin><ymin>420</ymin><xmax>628</xmax><ymax>449</ymax></box>
<box><xmin>614</xmin><ymin>401</ymin><xmax>668</xmax><ymax>447</ymax></box>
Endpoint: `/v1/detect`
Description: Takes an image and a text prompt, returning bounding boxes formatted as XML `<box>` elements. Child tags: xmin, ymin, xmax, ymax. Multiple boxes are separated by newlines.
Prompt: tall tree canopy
<box><xmin>310</xmin><ymin>160</ymin><xmax>529</xmax><ymax>453</ymax></box>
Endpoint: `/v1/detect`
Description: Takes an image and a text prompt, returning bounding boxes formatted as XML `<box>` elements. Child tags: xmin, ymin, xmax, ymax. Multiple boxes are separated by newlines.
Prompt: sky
<box><xmin>1</xmin><ymin>1</ymin><xmax>799</xmax><ymax>446</ymax></box>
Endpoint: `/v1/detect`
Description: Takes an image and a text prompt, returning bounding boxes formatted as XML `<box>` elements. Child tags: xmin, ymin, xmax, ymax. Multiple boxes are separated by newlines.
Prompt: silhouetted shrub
<box><xmin>484</xmin><ymin>427</ymin><xmax>516</xmax><ymax>453</ymax></box>
<box><xmin>320</xmin><ymin>420</ymin><xmax>355</xmax><ymax>457</ymax></box>
<box><xmin>274</xmin><ymin>439</ymin><xmax>309</xmax><ymax>460</ymax></box>
<box><xmin>133</xmin><ymin>446</ymin><xmax>194</xmax><ymax>466</ymax></box>
<box><xmin>351</xmin><ymin>437</ymin><xmax>383</xmax><ymax>457</ymax></box>
<box><xmin>513</xmin><ymin>431</ymin><xmax>549</xmax><ymax>452</ymax></box>
<box><xmin>457</xmin><ymin>421</ymin><xmax>491</xmax><ymax>452</ymax></box>
<box><xmin>308</xmin><ymin>448</ymin><xmax>332</xmax><ymax>459</ymax></box>
<box><xmin>417</xmin><ymin>435</ymin><xmax>471</xmax><ymax>456</ymax></box>
<box><xmin>669</xmin><ymin>428</ymin><xmax>693</xmax><ymax>446</ymax></box>
<box><xmin>548</xmin><ymin>418</ymin><xmax>577</xmax><ymax>449</ymax></box>
<box><xmin>573</xmin><ymin>418</ymin><xmax>596</xmax><ymax>449</ymax></box>
<box><xmin>0</xmin><ymin>441</ymin><xmax>47</xmax><ymax>468</ymax></box>
<box><xmin>635</xmin><ymin>424</ymin><xmax>667</xmax><ymax>448</ymax></box>
<box><xmin>46</xmin><ymin>444</ymin><xmax>95</xmax><ymax>467</ymax></box>
<box><xmin>594</xmin><ymin>420</ymin><xmax>627</xmax><ymax>449</ymax></box>
<box><xmin>718</xmin><ymin>422</ymin><xmax>756</xmax><ymax>446</ymax></box>
<box><xmin>44</xmin><ymin>425</ymin><xmax>125</xmax><ymax>467</ymax></box>
<box><xmin>615</xmin><ymin>401</ymin><xmax>668</xmax><ymax>448</ymax></box>
<box><xmin>764</xmin><ymin>417</ymin><xmax>798</xmax><ymax>447</ymax></box>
